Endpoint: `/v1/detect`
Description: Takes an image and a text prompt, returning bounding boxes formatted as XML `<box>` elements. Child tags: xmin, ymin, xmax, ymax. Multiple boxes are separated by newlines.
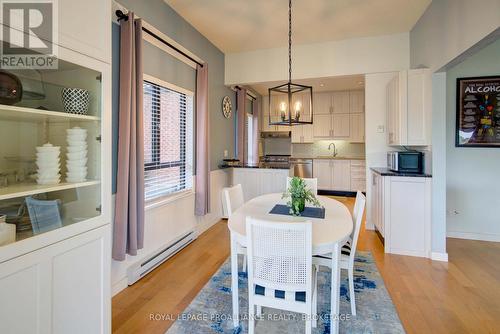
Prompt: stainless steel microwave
<box><xmin>387</xmin><ymin>151</ymin><xmax>423</xmax><ymax>173</ymax></box>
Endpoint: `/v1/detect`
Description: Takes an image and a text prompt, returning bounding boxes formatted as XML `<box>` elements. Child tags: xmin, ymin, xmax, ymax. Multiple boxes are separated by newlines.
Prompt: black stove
<box><xmin>259</xmin><ymin>155</ymin><xmax>291</xmax><ymax>168</ymax></box>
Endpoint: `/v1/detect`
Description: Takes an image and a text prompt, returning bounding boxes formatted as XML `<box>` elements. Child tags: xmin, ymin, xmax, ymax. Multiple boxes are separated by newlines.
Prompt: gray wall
<box><xmin>112</xmin><ymin>0</ymin><xmax>235</xmax><ymax>194</ymax></box>
<box><xmin>446</xmin><ymin>38</ymin><xmax>500</xmax><ymax>240</ymax></box>
<box><xmin>410</xmin><ymin>0</ymin><xmax>500</xmax><ymax>72</ymax></box>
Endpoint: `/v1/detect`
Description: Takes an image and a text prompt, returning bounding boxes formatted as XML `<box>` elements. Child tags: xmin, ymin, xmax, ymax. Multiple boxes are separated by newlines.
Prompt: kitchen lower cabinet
<box><xmin>313</xmin><ymin>159</ymin><xmax>351</xmax><ymax>191</ymax></box>
<box><xmin>371</xmin><ymin>171</ymin><xmax>384</xmax><ymax>237</ymax></box>
<box><xmin>0</xmin><ymin>225</ymin><xmax>111</xmax><ymax>334</ymax></box>
<box><xmin>370</xmin><ymin>170</ymin><xmax>431</xmax><ymax>258</ymax></box>
<box><xmin>332</xmin><ymin>160</ymin><xmax>351</xmax><ymax>191</ymax></box>
<box><xmin>232</xmin><ymin>168</ymin><xmax>292</xmax><ymax>202</ymax></box>
<box><xmin>313</xmin><ymin>160</ymin><xmax>332</xmax><ymax>190</ymax></box>
<box><xmin>350</xmin><ymin>160</ymin><xmax>366</xmax><ymax>192</ymax></box>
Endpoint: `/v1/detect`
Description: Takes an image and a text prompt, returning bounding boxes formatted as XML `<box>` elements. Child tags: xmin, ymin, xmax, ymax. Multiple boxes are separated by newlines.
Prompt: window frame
<box><xmin>142</xmin><ymin>74</ymin><xmax>194</xmax><ymax>204</ymax></box>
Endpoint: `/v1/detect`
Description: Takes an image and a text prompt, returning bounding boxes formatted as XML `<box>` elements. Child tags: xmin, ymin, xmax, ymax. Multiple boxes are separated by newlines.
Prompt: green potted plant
<box><xmin>282</xmin><ymin>177</ymin><xmax>322</xmax><ymax>216</ymax></box>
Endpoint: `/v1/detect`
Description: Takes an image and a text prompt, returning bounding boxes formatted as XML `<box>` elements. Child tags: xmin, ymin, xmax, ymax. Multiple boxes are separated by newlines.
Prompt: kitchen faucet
<box><xmin>328</xmin><ymin>142</ymin><xmax>338</xmax><ymax>157</ymax></box>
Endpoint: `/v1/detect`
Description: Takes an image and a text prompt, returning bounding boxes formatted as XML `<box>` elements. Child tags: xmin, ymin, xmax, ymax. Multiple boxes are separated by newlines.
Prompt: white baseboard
<box><xmin>447</xmin><ymin>231</ymin><xmax>500</xmax><ymax>242</ymax></box>
<box><xmin>197</xmin><ymin>215</ymin><xmax>221</xmax><ymax>236</ymax></box>
<box><xmin>431</xmin><ymin>252</ymin><xmax>448</xmax><ymax>262</ymax></box>
<box><xmin>365</xmin><ymin>221</ymin><xmax>375</xmax><ymax>230</ymax></box>
<box><xmin>112</xmin><ymin>277</ymin><xmax>128</xmax><ymax>296</ymax></box>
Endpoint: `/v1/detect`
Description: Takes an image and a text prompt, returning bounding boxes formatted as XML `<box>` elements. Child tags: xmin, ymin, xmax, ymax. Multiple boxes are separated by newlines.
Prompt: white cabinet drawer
<box><xmin>351</xmin><ymin>179</ymin><xmax>366</xmax><ymax>192</ymax></box>
<box><xmin>350</xmin><ymin>160</ymin><xmax>366</xmax><ymax>167</ymax></box>
<box><xmin>350</xmin><ymin>170</ymin><xmax>366</xmax><ymax>179</ymax></box>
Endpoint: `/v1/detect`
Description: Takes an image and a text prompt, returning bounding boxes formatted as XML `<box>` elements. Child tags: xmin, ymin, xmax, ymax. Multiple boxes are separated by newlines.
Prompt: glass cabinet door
<box><xmin>0</xmin><ymin>57</ymin><xmax>103</xmax><ymax>246</ymax></box>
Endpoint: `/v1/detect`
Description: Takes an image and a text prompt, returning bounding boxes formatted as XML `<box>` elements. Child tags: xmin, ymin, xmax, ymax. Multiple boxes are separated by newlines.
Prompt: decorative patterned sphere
<box><xmin>62</xmin><ymin>88</ymin><xmax>90</xmax><ymax>114</ymax></box>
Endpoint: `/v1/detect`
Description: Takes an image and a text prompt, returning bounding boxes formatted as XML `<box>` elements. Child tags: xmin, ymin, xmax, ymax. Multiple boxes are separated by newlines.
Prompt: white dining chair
<box><xmin>286</xmin><ymin>176</ymin><xmax>318</xmax><ymax>195</ymax></box>
<box><xmin>246</xmin><ymin>217</ymin><xmax>317</xmax><ymax>334</ymax></box>
<box><xmin>222</xmin><ymin>184</ymin><xmax>247</xmax><ymax>272</ymax></box>
<box><xmin>312</xmin><ymin>191</ymin><xmax>366</xmax><ymax>316</ymax></box>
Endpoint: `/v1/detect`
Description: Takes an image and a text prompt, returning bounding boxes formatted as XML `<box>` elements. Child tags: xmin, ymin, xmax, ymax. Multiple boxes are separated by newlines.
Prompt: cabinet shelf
<box><xmin>0</xmin><ymin>104</ymin><xmax>100</xmax><ymax>122</ymax></box>
<box><xmin>0</xmin><ymin>180</ymin><xmax>101</xmax><ymax>201</ymax></box>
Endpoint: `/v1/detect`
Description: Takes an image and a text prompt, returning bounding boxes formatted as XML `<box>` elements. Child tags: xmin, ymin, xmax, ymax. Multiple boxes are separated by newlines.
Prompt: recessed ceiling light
<box><xmin>357</xmin><ymin>81</ymin><xmax>364</xmax><ymax>85</ymax></box>
<box><xmin>319</xmin><ymin>83</ymin><xmax>324</xmax><ymax>87</ymax></box>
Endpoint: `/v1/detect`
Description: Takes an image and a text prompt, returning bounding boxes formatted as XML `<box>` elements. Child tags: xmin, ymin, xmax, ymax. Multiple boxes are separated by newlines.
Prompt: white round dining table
<box><xmin>227</xmin><ymin>193</ymin><xmax>353</xmax><ymax>334</ymax></box>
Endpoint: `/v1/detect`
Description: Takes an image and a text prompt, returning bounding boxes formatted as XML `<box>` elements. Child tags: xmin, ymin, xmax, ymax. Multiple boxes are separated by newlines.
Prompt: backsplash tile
<box><xmin>292</xmin><ymin>140</ymin><xmax>366</xmax><ymax>158</ymax></box>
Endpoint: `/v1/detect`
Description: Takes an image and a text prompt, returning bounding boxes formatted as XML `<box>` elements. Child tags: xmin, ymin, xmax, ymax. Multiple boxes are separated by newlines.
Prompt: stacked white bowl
<box><xmin>36</xmin><ymin>143</ymin><xmax>61</xmax><ymax>185</ymax></box>
<box><xmin>66</xmin><ymin>127</ymin><xmax>88</xmax><ymax>182</ymax></box>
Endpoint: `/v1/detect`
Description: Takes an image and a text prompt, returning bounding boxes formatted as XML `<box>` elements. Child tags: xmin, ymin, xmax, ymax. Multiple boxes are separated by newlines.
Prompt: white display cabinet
<box><xmin>0</xmin><ymin>1</ymin><xmax>112</xmax><ymax>329</ymax></box>
<box><xmin>0</xmin><ymin>53</ymin><xmax>106</xmax><ymax>248</ymax></box>
<box><xmin>0</xmin><ymin>43</ymin><xmax>111</xmax><ymax>333</ymax></box>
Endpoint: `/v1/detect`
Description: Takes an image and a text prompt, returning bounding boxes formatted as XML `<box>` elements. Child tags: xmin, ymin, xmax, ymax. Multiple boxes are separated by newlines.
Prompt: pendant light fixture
<box><xmin>268</xmin><ymin>0</ymin><xmax>313</xmax><ymax>126</ymax></box>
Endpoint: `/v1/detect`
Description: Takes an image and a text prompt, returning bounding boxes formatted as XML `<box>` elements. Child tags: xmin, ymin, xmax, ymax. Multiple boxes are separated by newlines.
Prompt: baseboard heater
<box><xmin>127</xmin><ymin>231</ymin><xmax>196</xmax><ymax>285</ymax></box>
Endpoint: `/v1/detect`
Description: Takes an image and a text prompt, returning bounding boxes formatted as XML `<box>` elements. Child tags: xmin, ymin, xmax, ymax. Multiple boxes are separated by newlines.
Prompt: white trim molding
<box><xmin>431</xmin><ymin>252</ymin><xmax>449</xmax><ymax>262</ymax></box>
<box><xmin>112</xmin><ymin>1</ymin><xmax>204</xmax><ymax>69</ymax></box>
<box><xmin>143</xmin><ymin>74</ymin><xmax>194</xmax><ymax>96</ymax></box>
<box><xmin>447</xmin><ymin>231</ymin><xmax>500</xmax><ymax>243</ymax></box>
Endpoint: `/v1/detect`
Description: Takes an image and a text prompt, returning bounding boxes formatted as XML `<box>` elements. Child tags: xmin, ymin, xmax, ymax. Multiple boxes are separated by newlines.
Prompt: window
<box><xmin>242</xmin><ymin>98</ymin><xmax>255</xmax><ymax>164</ymax></box>
<box><xmin>246</xmin><ymin>113</ymin><xmax>254</xmax><ymax>164</ymax></box>
<box><xmin>143</xmin><ymin>78</ymin><xmax>193</xmax><ymax>201</ymax></box>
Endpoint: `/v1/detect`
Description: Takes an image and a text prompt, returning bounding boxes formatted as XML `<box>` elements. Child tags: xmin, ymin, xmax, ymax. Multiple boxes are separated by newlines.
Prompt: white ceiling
<box><xmin>164</xmin><ymin>0</ymin><xmax>431</xmax><ymax>53</ymax></box>
<box><xmin>250</xmin><ymin>75</ymin><xmax>365</xmax><ymax>96</ymax></box>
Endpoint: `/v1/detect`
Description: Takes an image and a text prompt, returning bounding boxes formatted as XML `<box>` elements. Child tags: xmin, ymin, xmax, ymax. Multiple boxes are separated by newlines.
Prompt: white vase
<box><xmin>0</xmin><ymin>215</ymin><xmax>16</xmax><ymax>246</ymax></box>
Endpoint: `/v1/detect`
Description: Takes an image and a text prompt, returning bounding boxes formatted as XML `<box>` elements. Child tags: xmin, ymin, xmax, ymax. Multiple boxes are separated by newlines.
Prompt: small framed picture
<box><xmin>456</xmin><ymin>76</ymin><xmax>500</xmax><ymax>147</ymax></box>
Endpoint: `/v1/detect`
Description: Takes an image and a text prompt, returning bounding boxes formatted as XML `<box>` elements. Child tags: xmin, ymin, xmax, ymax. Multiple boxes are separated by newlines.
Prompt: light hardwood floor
<box><xmin>112</xmin><ymin>196</ymin><xmax>500</xmax><ymax>334</ymax></box>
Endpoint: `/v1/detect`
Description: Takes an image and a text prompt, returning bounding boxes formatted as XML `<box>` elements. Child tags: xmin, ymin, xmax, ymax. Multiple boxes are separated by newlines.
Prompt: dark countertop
<box><xmin>370</xmin><ymin>167</ymin><xmax>432</xmax><ymax>178</ymax></box>
<box><xmin>219</xmin><ymin>164</ymin><xmax>291</xmax><ymax>170</ymax></box>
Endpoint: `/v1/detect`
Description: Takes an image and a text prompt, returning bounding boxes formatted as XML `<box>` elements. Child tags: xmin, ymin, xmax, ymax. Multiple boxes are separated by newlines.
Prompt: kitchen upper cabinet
<box><xmin>291</xmin><ymin>94</ymin><xmax>313</xmax><ymax>143</ymax></box>
<box><xmin>291</xmin><ymin>124</ymin><xmax>314</xmax><ymax>143</ymax></box>
<box><xmin>312</xmin><ymin>90</ymin><xmax>364</xmax><ymax>141</ymax></box>
<box><xmin>332</xmin><ymin>92</ymin><xmax>350</xmax><ymax>113</ymax></box>
<box><xmin>349</xmin><ymin>91</ymin><xmax>365</xmax><ymax>114</ymax></box>
<box><xmin>332</xmin><ymin>114</ymin><xmax>350</xmax><ymax>138</ymax></box>
<box><xmin>313</xmin><ymin>114</ymin><xmax>332</xmax><ymax>138</ymax></box>
<box><xmin>314</xmin><ymin>92</ymin><xmax>333</xmax><ymax>114</ymax></box>
<box><xmin>349</xmin><ymin>113</ymin><xmax>365</xmax><ymax>143</ymax></box>
<box><xmin>386</xmin><ymin>72</ymin><xmax>406</xmax><ymax>146</ymax></box>
<box><xmin>261</xmin><ymin>96</ymin><xmax>277</xmax><ymax>132</ymax></box>
<box><xmin>407</xmin><ymin>69</ymin><xmax>431</xmax><ymax>145</ymax></box>
<box><xmin>386</xmin><ymin>69</ymin><xmax>431</xmax><ymax>146</ymax></box>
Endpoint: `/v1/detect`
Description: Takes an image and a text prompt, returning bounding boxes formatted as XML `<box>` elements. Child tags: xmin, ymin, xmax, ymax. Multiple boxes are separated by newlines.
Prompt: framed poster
<box><xmin>456</xmin><ymin>76</ymin><xmax>500</xmax><ymax>147</ymax></box>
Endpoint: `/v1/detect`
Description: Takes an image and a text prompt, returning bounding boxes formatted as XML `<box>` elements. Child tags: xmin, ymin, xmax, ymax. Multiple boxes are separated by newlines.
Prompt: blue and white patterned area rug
<box><xmin>167</xmin><ymin>251</ymin><xmax>404</xmax><ymax>334</ymax></box>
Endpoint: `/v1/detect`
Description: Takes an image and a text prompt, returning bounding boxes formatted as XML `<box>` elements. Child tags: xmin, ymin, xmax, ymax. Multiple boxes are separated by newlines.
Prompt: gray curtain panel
<box><xmin>195</xmin><ymin>63</ymin><xmax>210</xmax><ymax>216</ymax></box>
<box><xmin>252</xmin><ymin>99</ymin><xmax>260</xmax><ymax>164</ymax></box>
<box><xmin>113</xmin><ymin>12</ymin><xmax>145</xmax><ymax>261</ymax></box>
<box><xmin>237</xmin><ymin>88</ymin><xmax>246</xmax><ymax>163</ymax></box>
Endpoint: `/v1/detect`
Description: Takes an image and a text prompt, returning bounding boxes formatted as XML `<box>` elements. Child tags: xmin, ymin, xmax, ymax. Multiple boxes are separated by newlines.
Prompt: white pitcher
<box><xmin>0</xmin><ymin>215</ymin><xmax>16</xmax><ymax>246</ymax></box>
